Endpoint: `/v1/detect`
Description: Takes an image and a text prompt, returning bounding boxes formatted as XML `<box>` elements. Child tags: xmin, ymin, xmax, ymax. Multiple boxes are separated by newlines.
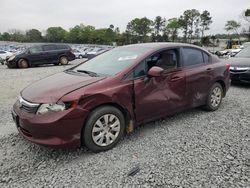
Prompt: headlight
<box><xmin>37</xmin><ymin>103</ymin><xmax>66</xmax><ymax>115</ymax></box>
<box><xmin>36</xmin><ymin>100</ymin><xmax>78</xmax><ymax>115</ymax></box>
<box><xmin>8</xmin><ymin>55</ymin><xmax>16</xmax><ymax>61</ymax></box>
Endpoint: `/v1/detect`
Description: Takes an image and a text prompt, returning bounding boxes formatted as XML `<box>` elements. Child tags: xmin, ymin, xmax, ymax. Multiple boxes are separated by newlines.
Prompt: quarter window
<box><xmin>203</xmin><ymin>52</ymin><xmax>209</xmax><ymax>63</ymax></box>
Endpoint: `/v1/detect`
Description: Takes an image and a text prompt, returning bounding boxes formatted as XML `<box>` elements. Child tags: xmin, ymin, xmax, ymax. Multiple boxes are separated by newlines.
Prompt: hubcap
<box><xmin>61</xmin><ymin>57</ymin><xmax>68</xmax><ymax>65</ymax></box>
<box><xmin>92</xmin><ymin>114</ymin><xmax>121</xmax><ymax>147</ymax></box>
<box><xmin>210</xmin><ymin>87</ymin><xmax>222</xmax><ymax>107</ymax></box>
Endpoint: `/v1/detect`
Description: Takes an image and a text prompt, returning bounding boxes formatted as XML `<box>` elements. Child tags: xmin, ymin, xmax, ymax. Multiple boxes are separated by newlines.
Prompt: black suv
<box><xmin>6</xmin><ymin>44</ymin><xmax>76</xmax><ymax>68</ymax></box>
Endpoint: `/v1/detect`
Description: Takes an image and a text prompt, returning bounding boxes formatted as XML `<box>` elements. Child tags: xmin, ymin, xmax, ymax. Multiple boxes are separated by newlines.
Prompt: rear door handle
<box><xmin>170</xmin><ymin>76</ymin><xmax>183</xmax><ymax>82</ymax></box>
<box><xmin>206</xmin><ymin>68</ymin><xmax>213</xmax><ymax>72</ymax></box>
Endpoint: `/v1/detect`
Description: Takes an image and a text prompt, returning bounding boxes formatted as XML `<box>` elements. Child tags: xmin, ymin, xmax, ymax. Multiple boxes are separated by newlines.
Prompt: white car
<box><xmin>86</xmin><ymin>48</ymin><xmax>104</xmax><ymax>56</ymax></box>
<box><xmin>0</xmin><ymin>50</ymin><xmax>13</xmax><ymax>60</ymax></box>
<box><xmin>72</xmin><ymin>49</ymin><xmax>85</xmax><ymax>59</ymax></box>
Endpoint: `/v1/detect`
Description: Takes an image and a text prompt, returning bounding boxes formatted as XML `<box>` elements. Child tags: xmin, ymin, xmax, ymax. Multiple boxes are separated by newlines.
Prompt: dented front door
<box><xmin>133</xmin><ymin>69</ymin><xmax>186</xmax><ymax>123</ymax></box>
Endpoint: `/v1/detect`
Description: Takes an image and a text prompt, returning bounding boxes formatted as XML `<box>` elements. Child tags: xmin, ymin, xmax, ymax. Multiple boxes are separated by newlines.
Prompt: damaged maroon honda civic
<box><xmin>12</xmin><ymin>43</ymin><xmax>230</xmax><ymax>152</ymax></box>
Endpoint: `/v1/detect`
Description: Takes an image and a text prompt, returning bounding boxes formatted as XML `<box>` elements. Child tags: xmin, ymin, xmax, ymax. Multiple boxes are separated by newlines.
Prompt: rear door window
<box><xmin>182</xmin><ymin>48</ymin><xmax>204</xmax><ymax>67</ymax></box>
<box><xmin>43</xmin><ymin>45</ymin><xmax>56</xmax><ymax>51</ymax></box>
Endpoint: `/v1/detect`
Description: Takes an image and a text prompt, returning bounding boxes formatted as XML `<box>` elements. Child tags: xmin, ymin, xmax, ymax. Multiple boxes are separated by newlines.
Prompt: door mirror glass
<box><xmin>148</xmin><ymin>66</ymin><xmax>163</xmax><ymax>77</ymax></box>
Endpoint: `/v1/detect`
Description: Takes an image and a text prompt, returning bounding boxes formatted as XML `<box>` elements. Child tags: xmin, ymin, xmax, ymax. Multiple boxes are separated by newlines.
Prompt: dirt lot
<box><xmin>0</xmin><ymin>61</ymin><xmax>249</xmax><ymax>187</ymax></box>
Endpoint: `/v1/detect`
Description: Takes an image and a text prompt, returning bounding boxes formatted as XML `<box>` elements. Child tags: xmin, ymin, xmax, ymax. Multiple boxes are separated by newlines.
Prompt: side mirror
<box><xmin>147</xmin><ymin>66</ymin><xmax>164</xmax><ymax>77</ymax></box>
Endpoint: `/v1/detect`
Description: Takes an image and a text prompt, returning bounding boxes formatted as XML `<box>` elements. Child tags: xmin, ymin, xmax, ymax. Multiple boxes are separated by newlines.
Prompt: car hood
<box><xmin>21</xmin><ymin>71</ymin><xmax>106</xmax><ymax>103</ymax></box>
<box><xmin>226</xmin><ymin>57</ymin><xmax>250</xmax><ymax>67</ymax></box>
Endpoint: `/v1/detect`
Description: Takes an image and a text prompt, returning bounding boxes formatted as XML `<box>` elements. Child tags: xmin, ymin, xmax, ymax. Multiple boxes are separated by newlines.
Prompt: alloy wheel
<box><xmin>210</xmin><ymin>86</ymin><xmax>222</xmax><ymax>108</ymax></box>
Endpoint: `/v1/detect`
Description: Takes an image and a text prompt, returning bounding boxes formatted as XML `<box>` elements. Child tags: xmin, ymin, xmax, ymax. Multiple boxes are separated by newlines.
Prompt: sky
<box><xmin>0</xmin><ymin>0</ymin><xmax>249</xmax><ymax>35</ymax></box>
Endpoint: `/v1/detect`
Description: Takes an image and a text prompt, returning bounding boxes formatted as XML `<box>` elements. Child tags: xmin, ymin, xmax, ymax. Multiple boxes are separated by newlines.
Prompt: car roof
<box><xmin>118</xmin><ymin>42</ymin><xmax>208</xmax><ymax>52</ymax></box>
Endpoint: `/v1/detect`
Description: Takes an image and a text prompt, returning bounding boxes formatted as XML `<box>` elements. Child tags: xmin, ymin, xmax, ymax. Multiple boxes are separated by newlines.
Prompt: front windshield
<box><xmin>235</xmin><ymin>46</ymin><xmax>250</xmax><ymax>58</ymax></box>
<box><xmin>74</xmin><ymin>47</ymin><xmax>149</xmax><ymax>76</ymax></box>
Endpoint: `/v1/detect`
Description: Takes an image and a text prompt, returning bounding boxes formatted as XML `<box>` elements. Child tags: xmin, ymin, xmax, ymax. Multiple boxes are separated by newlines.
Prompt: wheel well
<box><xmin>80</xmin><ymin>103</ymin><xmax>132</xmax><ymax>146</ymax></box>
<box><xmin>59</xmin><ymin>55</ymin><xmax>68</xmax><ymax>59</ymax></box>
<box><xmin>216</xmin><ymin>80</ymin><xmax>226</xmax><ymax>97</ymax></box>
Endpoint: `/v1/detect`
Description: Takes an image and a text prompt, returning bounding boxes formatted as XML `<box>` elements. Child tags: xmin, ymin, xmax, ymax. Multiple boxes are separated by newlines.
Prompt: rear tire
<box><xmin>204</xmin><ymin>83</ymin><xmax>223</xmax><ymax>111</ymax></box>
<box><xmin>82</xmin><ymin>106</ymin><xmax>125</xmax><ymax>153</ymax></box>
<box><xmin>59</xmin><ymin>56</ymin><xmax>68</xmax><ymax>65</ymax></box>
<box><xmin>17</xmin><ymin>59</ymin><xmax>29</xmax><ymax>68</ymax></box>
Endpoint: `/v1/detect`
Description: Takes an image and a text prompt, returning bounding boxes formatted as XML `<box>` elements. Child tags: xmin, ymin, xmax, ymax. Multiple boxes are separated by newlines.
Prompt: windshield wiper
<box><xmin>76</xmin><ymin>70</ymin><xmax>99</xmax><ymax>77</ymax></box>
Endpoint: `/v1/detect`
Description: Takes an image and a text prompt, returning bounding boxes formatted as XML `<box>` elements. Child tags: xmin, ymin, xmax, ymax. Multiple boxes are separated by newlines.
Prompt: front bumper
<box><xmin>12</xmin><ymin>103</ymin><xmax>89</xmax><ymax>148</ymax></box>
<box><xmin>6</xmin><ymin>59</ymin><xmax>17</xmax><ymax>68</ymax></box>
<box><xmin>230</xmin><ymin>72</ymin><xmax>250</xmax><ymax>83</ymax></box>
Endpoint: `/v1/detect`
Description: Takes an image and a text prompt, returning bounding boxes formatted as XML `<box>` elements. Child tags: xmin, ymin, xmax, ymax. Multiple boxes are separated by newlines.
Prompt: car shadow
<box><xmin>231</xmin><ymin>82</ymin><xmax>250</xmax><ymax>88</ymax></box>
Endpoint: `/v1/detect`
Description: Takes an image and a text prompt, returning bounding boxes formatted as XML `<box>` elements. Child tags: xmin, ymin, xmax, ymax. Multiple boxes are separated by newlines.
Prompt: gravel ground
<box><xmin>0</xmin><ymin>62</ymin><xmax>249</xmax><ymax>187</ymax></box>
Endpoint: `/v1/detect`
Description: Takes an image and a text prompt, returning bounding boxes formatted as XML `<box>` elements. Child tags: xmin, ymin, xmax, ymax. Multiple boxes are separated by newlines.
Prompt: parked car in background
<box><xmin>82</xmin><ymin>47</ymin><xmax>94</xmax><ymax>58</ymax></box>
<box><xmin>227</xmin><ymin>46</ymin><xmax>250</xmax><ymax>83</ymax></box>
<box><xmin>86</xmin><ymin>48</ymin><xmax>104</xmax><ymax>56</ymax></box>
<box><xmin>242</xmin><ymin>42</ymin><xmax>250</xmax><ymax>49</ymax></box>
<box><xmin>6</xmin><ymin>44</ymin><xmax>75</xmax><ymax>68</ymax></box>
<box><xmin>12</xmin><ymin>43</ymin><xmax>230</xmax><ymax>152</ymax></box>
<box><xmin>0</xmin><ymin>50</ymin><xmax>13</xmax><ymax>60</ymax></box>
<box><xmin>215</xmin><ymin>48</ymin><xmax>242</xmax><ymax>57</ymax></box>
<box><xmin>87</xmin><ymin>48</ymin><xmax>109</xmax><ymax>59</ymax></box>
<box><xmin>72</xmin><ymin>49</ymin><xmax>85</xmax><ymax>59</ymax></box>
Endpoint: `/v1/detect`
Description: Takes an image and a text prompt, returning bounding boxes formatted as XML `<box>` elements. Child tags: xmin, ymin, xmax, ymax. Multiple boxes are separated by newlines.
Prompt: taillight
<box><xmin>226</xmin><ymin>63</ymin><xmax>230</xmax><ymax>72</ymax></box>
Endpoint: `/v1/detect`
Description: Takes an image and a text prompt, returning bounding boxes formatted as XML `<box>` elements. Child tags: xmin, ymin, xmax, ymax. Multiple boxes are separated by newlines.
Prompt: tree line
<box><xmin>0</xmin><ymin>9</ymin><xmax>249</xmax><ymax>46</ymax></box>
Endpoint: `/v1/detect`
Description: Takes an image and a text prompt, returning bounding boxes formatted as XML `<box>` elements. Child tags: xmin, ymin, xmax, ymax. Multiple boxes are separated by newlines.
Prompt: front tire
<box><xmin>204</xmin><ymin>83</ymin><xmax>223</xmax><ymax>111</ymax></box>
<box><xmin>59</xmin><ymin>56</ymin><xmax>68</xmax><ymax>65</ymax></box>
<box><xmin>83</xmin><ymin>106</ymin><xmax>125</xmax><ymax>152</ymax></box>
<box><xmin>18</xmin><ymin>59</ymin><xmax>29</xmax><ymax>68</ymax></box>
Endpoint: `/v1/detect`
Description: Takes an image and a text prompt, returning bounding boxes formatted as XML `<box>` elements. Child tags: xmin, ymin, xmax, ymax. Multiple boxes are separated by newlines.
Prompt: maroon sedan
<box><xmin>12</xmin><ymin>43</ymin><xmax>230</xmax><ymax>152</ymax></box>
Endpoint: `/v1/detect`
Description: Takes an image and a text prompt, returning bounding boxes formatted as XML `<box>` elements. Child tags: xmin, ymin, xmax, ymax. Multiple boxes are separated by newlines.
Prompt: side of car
<box><xmin>69</xmin><ymin>46</ymin><xmax>230</xmax><ymax>152</ymax></box>
<box><xmin>120</xmin><ymin>46</ymin><xmax>229</xmax><ymax>124</ymax></box>
<box><xmin>6</xmin><ymin>44</ymin><xmax>75</xmax><ymax>68</ymax></box>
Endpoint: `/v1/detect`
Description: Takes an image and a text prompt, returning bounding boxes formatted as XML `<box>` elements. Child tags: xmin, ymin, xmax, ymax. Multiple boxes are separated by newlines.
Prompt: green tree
<box><xmin>164</xmin><ymin>18</ymin><xmax>181</xmax><ymax>42</ymax></box>
<box><xmin>9</xmin><ymin>30</ymin><xmax>25</xmax><ymax>42</ymax></box>
<box><xmin>200</xmin><ymin>10</ymin><xmax>212</xmax><ymax>38</ymax></box>
<box><xmin>153</xmin><ymin>16</ymin><xmax>166</xmax><ymax>41</ymax></box>
<box><xmin>179</xmin><ymin>9</ymin><xmax>200</xmax><ymax>42</ymax></box>
<box><xmin>225</xmin><ymin>20</ymin><xmax>241</xmax><ymax>42</ymax></box>
<box><xmin>66</xmin><ymin>25</ymin><xmax>83</xmax><ymax>43</ymax></box>
<box><xmin>242</xmin><ymin>9</ymin><xmax>250</xmax><ymax>41</ymax></box>
<box><xmin>1</xmin><ymin>32</ymin><xmax>11</xmax><ymax>41</ymax></box>
<box><xmin>46</xmin><ymin>27</ymin><xmax>67</xmax><ymax>42</ymax></box>
<box><xmin>26</xmin><ymin>29</ymin><xmax>43</xmax><ymax>42</ymax></box>
<box><xmin>127</xmin><ymin>17</ymin><xmax>153</xmax><ymax>43</ymax></box>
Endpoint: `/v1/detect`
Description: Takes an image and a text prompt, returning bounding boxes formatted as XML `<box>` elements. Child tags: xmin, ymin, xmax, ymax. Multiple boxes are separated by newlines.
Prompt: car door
<box><xmin>27</xmin><ymin>46</ymin><xmax>46</xmax><ymax>65</ymax></box>
<box><xmin>132</xmin><ymin>48</ymin><xmax>187</xmax><ymax>124</ymax></box>
<box><xmin>181</xmin><ymin>47</ymin><xmax>213</xmax><ymax>107</ymax></box>
<box><xmin>42</xmin><ymin>45</ymin><xmax>58</xmax><ymax>63</ymax></box>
